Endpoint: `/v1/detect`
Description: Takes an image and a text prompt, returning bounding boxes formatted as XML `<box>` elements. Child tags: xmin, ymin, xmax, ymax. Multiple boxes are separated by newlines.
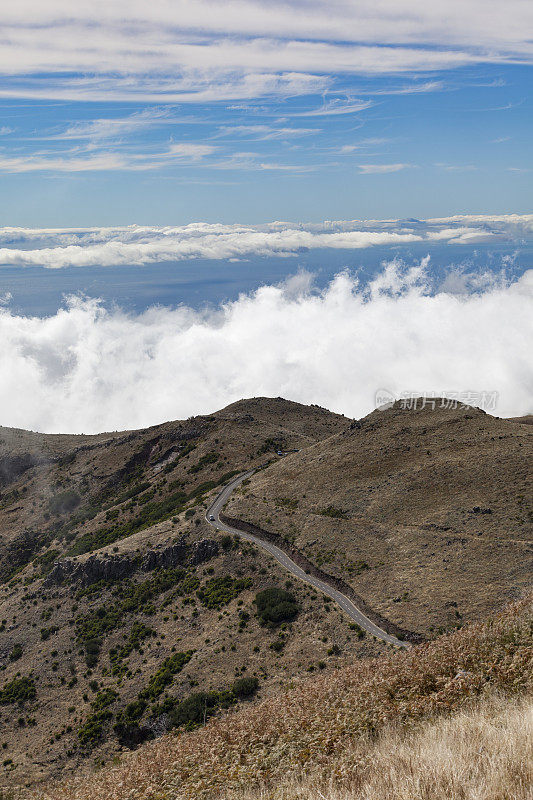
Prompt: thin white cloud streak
<box><xmin>0</xmin><ymin>215</ymin><xmax>526</xmax><ymax>268</ymax></box>
<box><xmin>216</xmin><ymin>124</ymin><xmax>318</xmax><ymax>139</ymax></box>
<box><xmin>0</xmin><ymin>143</ymin><xmax>217</xmax><ymax>173</ymax></box>
<box><xmin>55</xmin><ymin>108</ymin><xmax>182</xmax><ymax>140</ymax></box>
<box><xmin>295</xmin><ymin>98</ymin><xmax>374</xmax><ymax>116</ymax></box>
<box><xmin>0</xmin><ymin>38</ymin><xmax>509</xmax><ymax>82</ymax></box>
<box><xmin>358</xmin><ymin>163</ymin><xmax>413</xmax><ymax>173</ymax></box>
<box><xmin>0</xmin><ymin>72</ymin><xmax>329</xmax><ymax>104</ymax></box>
<box><xmin>435</xmin><ymin>163</ymin><xmax>478</xmax><ymax>172</ymax></box>
<box><xmin>0</xmin><ymin>264</ymin><xmax>531</xmax><ymax>433</ymax></box>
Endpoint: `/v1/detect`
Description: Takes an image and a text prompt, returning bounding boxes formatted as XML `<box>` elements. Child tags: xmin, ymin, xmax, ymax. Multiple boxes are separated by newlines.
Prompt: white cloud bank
<box><xmin>0</xmin><ymin>263</ymin><xmax>531</xmax><ymax>433</ymax></box>
<box><xmin>0</xmin><ymin>215</ymin><xmax>531</xmax><ymax>269</ymax></box>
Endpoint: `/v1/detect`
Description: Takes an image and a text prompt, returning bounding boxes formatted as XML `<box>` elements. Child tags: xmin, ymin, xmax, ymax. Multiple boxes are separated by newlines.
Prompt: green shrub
<box><xmin>113</xmin><ymin>721</ymin><xmax>153</xmax><ymax>749</ymax></box>
<box><xmin>255</xmin><ymin>588</ymin><xmax>299</xmax><ymax>625</ymax></box>
<box><xmin>349</xmin><ymin>623</ymin><xmax>366</xmax><ymax>639</ymax></box>
<box><xmin>115</xmin><ymin>481</ymin><xmax>151</xmax><ymax>504</ymax></box>
<box><xmin>188</xmin><ymin>452</ymin><xmax>219</xmax><ymax>474</ymax></box>
<box><xmin>113</xmin><ymin>699</ymin><xmax>151</xmax><ymax>748</ymax></box>
<box><xmin>139</xmin><ymin>651</ymin><xmax>194</xmax><ymax>701</ymax></box>
<box><xmin>68</xmin><ymin>490</ymin><xmax>187</xmax><ymax>555</ymax></box>
<box><xmin>0</xmin><ymin>676</ymin><xmax>36</xmax><ymax>705</ymax></box>
<box><xmin>40</xmin><ymin>626</ymin><xmax>58</xmax><ymax>641</ymax></box>
<box><xmin>76</xmin><ymin>567</ymin><xmax>187</xmax><ymax>664</ymax></box>
<box><xmin>68</xmin><ymin>472</ymin><xmax>239</xmax><ymax>555</ymax></box>
<box><xmin>231</xmin><ymin>676</ymin><xmax>259</xmax><ymax>699</ymax></box>
<box><xmin>110</xmin><ymin>622</ymin><xmax>155</xmax><ymax>674</ymax></box>
<box><xmin>78</xmin><ymin>689</ymin><xmax>118</xmax><ymax>746</ymax></box>
<box><xmin>319</xmin><ymin>505</ymin><xmax>347</xmax><ymax>519</ymax></box>
<box><xmin>170</xmin><ymin>690</ymin><xmax>232</xmax><ymax>730</ymax></box>
<box><xmin>32</xmin><ymin>549</ymin><xmax>60</xmax><ymax>576</ymax></box>
<box><xmin>257</xmin><ymin>437</ymin><xmax>284</xmax><ymax>455</ymax></box>
<box><xmin>9</xmin><ymin>644</ymin><xmax>23</xmax><ymax>662</ymax></box>
<box><xmin>84</xmin><ymin>638</ymin><xmax>101</xmax><ymax>668</ymax></box>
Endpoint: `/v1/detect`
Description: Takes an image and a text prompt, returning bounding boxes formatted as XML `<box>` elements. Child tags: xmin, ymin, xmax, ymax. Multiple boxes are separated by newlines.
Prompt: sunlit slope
<box><xmin>227</xmin><ymin>401</ymin><xmax>533</xmax><ymax>635</ymax></box>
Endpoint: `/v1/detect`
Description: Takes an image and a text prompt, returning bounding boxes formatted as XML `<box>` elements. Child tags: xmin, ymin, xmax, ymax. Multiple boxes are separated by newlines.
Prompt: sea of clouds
<box><xmin>0</xmin><ymin>214</ymin><xmax>532</xmax><ymax>268</ymax></box>
<box><xmin>0</xmin><ymin>259</ymin><xmax>531</xmax><ymax>433</ymax></box>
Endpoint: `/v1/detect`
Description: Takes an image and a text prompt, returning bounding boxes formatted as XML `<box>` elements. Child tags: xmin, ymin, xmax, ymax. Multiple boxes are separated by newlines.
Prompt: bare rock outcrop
<box><xmin>44</xmin><ymin>537</ymin><xmax>219</xmax><ymax>586</ymax></box>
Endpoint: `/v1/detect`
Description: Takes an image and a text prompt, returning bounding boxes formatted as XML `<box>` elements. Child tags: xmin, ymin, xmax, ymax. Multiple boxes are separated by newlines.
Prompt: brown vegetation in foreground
<box><xmin>243</xmin><ymin>696</ymin><xmax>532</xmax><ymax>800</ymax></box>
<box><xmin>31</xmin><ymin>593</ymin><xmax>532</xmax><ymax>800</ymax></box>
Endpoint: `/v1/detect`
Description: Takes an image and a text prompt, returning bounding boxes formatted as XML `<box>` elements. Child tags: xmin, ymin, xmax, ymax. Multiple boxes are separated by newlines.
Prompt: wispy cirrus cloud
<box><xmin>216</xmin><ymin>124</ymin><xmax>318</xmax><ymax>139</ymax></box>
<box><xmin>52</xmin><ymin>108</ymin><xmax>182</xmax><ymax>140</ymax></box>
<box><xmin>0</xmin><ymin>1</ymin><xmax>530</xmax><ymax>214</ymax></box>
<box><xmin>294</xmin><ymin>98</ymin><xmax>374</xmax><ymax>117</ymax></box>
<box><xmin>358</xmin><ymin>163</ymin><xmax>414</xmax><ymax>174</ymax></box>
<box><xmin>0</xmin><ymin>3</ymin><xmax>531</xmax><ymax>84</ymax></box>
<box><xmin>0</xmin><ymin>142</ymin><xmax>218</xmax><ymax>172</ymax></box>
<box><xmin>435</xmin><ymin>163</ymin><xmax>478</xmax><ymax>172</ymax></box>
<box><xmin>0</xmin><ymin>1</ymin><xmax>530</xmax><ymax>104</ymax></box>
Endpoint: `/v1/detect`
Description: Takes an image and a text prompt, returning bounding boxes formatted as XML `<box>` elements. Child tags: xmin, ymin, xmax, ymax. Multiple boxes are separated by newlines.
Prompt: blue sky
<box><xmin>0</xmin><ymin>1</ymin><xmax>531</xmax><ymax>226</ymax></box>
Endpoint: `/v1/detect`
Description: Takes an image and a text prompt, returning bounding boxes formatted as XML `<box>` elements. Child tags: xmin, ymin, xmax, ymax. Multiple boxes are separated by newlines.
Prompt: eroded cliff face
<box><xmin>44</xmin><ymin>538</ymin><xmax>219</xmax><ymax>587</ymax></box>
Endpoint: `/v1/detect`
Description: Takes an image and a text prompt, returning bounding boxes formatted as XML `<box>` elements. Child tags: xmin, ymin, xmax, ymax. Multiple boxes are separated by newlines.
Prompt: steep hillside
<box><xmin>0</xmin><ymin>399</ymin><xmax>369</xmax><ymax>789</ymax></box>
<box><xmin>31</xmin><ymin>593</ymin><xmax>533</xmax><ymax>800</ymax></box>
<box><xmin>226</xmin><ymin>401</ymin><xmax>533</xmax><ymax>635</ymax></box>
<box><xmin>0</xmin><ymin>398</ymin><xmax>530</xmax><ymax>792</ymax></box>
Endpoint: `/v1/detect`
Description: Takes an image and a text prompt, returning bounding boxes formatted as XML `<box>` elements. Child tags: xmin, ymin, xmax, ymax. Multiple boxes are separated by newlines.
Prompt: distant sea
<box><xmin>0</xmin><ymin>241</ymin><xmax>531</xmax><ymax>317</ymax></box>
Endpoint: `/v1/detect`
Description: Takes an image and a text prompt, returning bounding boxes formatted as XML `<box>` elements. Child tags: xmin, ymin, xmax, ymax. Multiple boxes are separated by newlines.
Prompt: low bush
<box><xmin>76</xmin><ymin>567</ymin><xmax>188</xmax><ymax>665</ymax></box>
<box><xmin>170</xmin><ymin>689</ymin><xmax>235</xmax><ymax>730</ymax></box>
<box><xmin>188</xmin><ymin>452</ymin><xmax>219</xmax><ymax>474</ymax></box>
<box><xmin>255</xmin><ymin>587</ymin><xmax>299</xmax><ymax>625</ymax></box>
<box><xmin>231</xmin><ymin>676</ymin><xmax>259</xmax><ymax>699</ymax></box>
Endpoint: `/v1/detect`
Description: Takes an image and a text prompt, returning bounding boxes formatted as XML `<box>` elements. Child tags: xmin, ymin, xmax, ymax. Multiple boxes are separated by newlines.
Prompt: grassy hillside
<box><xmin>227</xmin><ymin>401</ymin><xmax>533</xmax><ymax>635</ymax></box>
<box><xmin>30</xmin><ymin>592</ymin><xmax>532</xmax><ymax>800</ymax></box>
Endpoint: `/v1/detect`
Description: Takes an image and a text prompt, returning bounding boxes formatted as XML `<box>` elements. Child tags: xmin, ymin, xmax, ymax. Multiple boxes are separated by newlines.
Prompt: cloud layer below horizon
<box><xmin>0</xmin><ymin>214</ymin><xmax>531</xmax><ymax>269</ymax></box>
<box><xmin>1</xmin><ymin>262</ymin><xmax>531</xmax><ymax>433</ymax></box>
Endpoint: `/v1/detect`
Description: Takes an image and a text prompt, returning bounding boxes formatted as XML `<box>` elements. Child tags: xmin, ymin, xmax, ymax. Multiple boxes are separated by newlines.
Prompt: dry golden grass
<box><xmin>30</xmin><ymin>593</ymin><xmax>532</xmax><ymax>800</ymax></box>
<box><xmin>242</xmin><ymin>696</ymin><xmax>533</xmax><ymax>800</ymax></box>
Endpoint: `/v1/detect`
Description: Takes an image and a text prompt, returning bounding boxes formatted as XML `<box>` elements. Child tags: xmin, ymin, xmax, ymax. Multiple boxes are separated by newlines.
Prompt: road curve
<box><xmin>206</xmin><ymin>469</ymin><xmax>408</xmax><ymax>648</ymax></box>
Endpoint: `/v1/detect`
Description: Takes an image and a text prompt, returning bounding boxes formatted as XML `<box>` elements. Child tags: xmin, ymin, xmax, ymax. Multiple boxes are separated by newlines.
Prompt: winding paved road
<box><xmin>206</xmin><ymin>469</ymin><xmax>407</xmax><ymax>648</ymax></box>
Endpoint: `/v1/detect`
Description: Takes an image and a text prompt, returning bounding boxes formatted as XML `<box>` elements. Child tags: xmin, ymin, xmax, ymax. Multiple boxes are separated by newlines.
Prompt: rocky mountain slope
<box><xmin>0</xmin><ymin>398</ymin><xmax>530</xmax><ymax>792</ymax></box>
<box><xmin>0</xmin><ymin>398</ymin><xmax>367</xmax><ymax>789</ymax></box>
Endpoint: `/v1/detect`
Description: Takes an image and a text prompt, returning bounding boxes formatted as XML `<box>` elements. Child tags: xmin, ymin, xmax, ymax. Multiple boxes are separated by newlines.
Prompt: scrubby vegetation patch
<box><xmin>197</xmin><ymin>576</ymin><xmax>252</xmax><ymax>610</ymax></box>
<box><xmin>0</xmin><ymin>676</ymin><xmax>36</xmax><ymax>705</ymax></box>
